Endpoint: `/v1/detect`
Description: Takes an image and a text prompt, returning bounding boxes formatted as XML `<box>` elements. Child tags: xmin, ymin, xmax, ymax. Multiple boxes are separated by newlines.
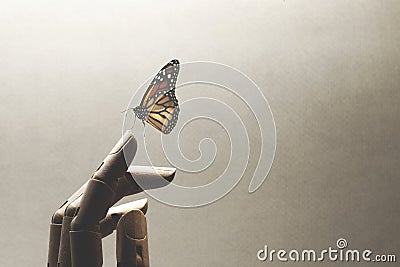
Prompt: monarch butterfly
<box><xmin>130</xmin><ymin>59</ymin><xmax>180</xmax><ymax>134</ymax></box>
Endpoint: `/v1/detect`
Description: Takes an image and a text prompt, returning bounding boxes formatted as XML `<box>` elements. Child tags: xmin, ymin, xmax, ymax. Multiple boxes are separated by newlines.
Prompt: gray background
<box><xmin>0</xmin><ymin>0</ymin><xmax>399</xmax><ymax>266</ymax></box>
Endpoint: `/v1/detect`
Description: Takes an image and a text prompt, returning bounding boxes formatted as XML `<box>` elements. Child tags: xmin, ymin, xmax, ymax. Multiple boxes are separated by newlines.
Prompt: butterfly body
<box><xmin>132</xmin><ymin>106</ymin><xmax>148</xmax><ymax>120</ymax></box>
<box><xmin>130</xmin><ymin>59</ymin><xmax>180</xmax><ymax>134</ymax></box>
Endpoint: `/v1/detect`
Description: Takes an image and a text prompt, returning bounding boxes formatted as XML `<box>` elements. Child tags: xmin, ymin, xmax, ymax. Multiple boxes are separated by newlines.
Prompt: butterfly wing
<box><xmin>145</xmin><ymin>89</ymin><xmax>180</xmax><ymax>134</ymax></box>
<box><xmin>136</xmin><ymin>59</ymin><xmax>180</xmax><ymax>134</ymax></box>
<box><xmin>140</xmin><ymin>59</ymin><xmax>180</xmax><ymax>109</ymax></box>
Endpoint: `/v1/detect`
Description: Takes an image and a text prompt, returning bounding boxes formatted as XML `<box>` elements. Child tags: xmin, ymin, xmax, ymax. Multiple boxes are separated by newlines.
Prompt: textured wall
<box><xmin>0</xmin><ymin>1</ymin><xmax>399</xmax><ymax>266</ymax></box>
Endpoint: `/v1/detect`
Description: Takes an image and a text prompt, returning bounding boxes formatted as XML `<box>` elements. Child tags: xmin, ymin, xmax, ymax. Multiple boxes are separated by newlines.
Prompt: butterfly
<box><xmin>130</xmin><ymin>59</ymin><xmax>180</xmax><ymax>134</ymax></box>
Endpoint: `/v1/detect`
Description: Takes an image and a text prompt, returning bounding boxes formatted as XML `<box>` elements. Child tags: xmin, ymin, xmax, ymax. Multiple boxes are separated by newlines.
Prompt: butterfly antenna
<box><xmin>121</xmin><ymin>107</ymin><xmax>132</xmax><ymax>114</ymax></box>
<box><xmin>129</xmin><ymin>115</ymin><xmax>137</xmax><ymax>130</ymax></box>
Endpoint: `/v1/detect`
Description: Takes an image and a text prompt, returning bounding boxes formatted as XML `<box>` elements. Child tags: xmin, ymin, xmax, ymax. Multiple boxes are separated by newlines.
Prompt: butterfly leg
<box><xmin>129</xmin><ymin>115</ymin><xmax>137</xmax><ymax>130</ymax></box>
<box><xmin>142</xmin><ymin>120</ymin><xmax>146</xmax><ymax>138</ymax></box>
